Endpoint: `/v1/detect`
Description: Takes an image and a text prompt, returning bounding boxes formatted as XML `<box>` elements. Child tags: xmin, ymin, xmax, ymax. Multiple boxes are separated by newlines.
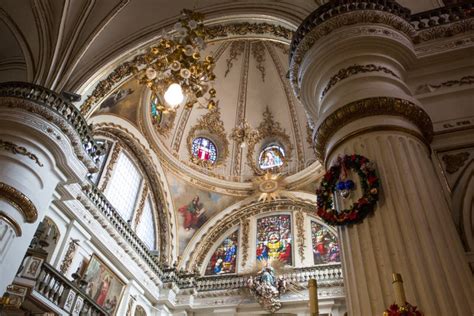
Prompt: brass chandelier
<box><xmin>139</xmin><ymin>9</ymin><xmax>217</xmax><ymax>112</ymax></box>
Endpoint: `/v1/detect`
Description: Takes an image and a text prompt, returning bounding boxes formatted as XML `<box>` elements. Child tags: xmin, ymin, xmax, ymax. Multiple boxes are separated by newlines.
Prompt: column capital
<box><xmin>314</xmin><ymin>97</ymin><xmax>433</xmax><ymax>162</ymax></box>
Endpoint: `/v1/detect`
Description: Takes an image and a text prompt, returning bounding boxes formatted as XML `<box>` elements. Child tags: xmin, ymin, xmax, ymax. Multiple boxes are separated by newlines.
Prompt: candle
<box><xmin>308</xmin><ymin>278</ymin><xmax>319</xmax><ymax>315</ymax></box>
<box><xmin>392</xmin><ymin>273</ymin><xmax>407</xmax><ymax>307</ymax></box>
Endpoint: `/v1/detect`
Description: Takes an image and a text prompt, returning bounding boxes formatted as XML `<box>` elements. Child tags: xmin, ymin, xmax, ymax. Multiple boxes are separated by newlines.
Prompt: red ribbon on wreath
<box><xmin>316</xmin><ymin>154</ymin><xmax>380</xmax><ymax>226</ymax></box>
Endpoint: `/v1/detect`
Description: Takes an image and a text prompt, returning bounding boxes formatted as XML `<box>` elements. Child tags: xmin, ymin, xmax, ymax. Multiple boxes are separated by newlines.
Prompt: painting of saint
<box><xmin>100</xmin><ymin>88</ymin><xmax>134</xmax><ymax>110</ymax></box>
<box><xmin>178</xmin><ymin>195</ymin><xmax>204</xmax><ymax>230</ymax></box>
<box><xmin>166</xmin><ymin>173</ymin><xmax>239</xmax><ymax>255</ymax></box>
<box><xmin>311</xmin><ymin>221</ymin><xmax>340</xmax><ymax>264</ymax></box>
<box><xmin>256</xmin><ymin>215</ymin><xmax>292</xmax><ymax>265</ymax></box>
<box><xmin>205</xmin><ymin>230</ymin><xmax>238</xmax><ymax>275</ymax></box>
<box><xmin>83</xmin><ymin>255</ymin><xmax>125</xmax><ymax>315</ymax></box>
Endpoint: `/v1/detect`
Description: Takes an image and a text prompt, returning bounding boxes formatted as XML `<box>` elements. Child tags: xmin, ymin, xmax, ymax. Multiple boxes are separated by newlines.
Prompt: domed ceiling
<box><xmin>90</xmin><ymin>38</ymin><xmax>318</xmax><ymax>185</ymax></box>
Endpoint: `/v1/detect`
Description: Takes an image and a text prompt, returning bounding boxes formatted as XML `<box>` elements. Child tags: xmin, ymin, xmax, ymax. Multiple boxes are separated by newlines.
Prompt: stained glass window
<box><xmin>206</xmin><ymin>230</ymin><xmax>238</xmax><ymax>275</ymax></box>
<box><xmin>256</xmin><ymin>215</ymin><xmax>292</xmax><ymax>265</ymax></box>
<box><xmin>191</xmin><ymin>137</ymin><xmax>217</xmax><ymax>164</ymax></box>
<box><xmin>311</xmin><ymin>221</ymin><xmax>340</xmax><ymax>264</ymax></box>
<box><xmin>258</xmin><ymin>145</ymin><xmax>285</xmax><ymax>170</ymax></box>
<box><xmin>151</xmin><ymin>96</ymin><xmax>162</xmax><ymax>125</ymax></box>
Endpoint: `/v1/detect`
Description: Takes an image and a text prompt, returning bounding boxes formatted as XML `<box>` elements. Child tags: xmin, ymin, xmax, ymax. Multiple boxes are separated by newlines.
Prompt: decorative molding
<box><xmin>99</xmin><ymin>142</ymin><xmax>121</xmax><ymax>191</ymax></box>
<box><xmin>241</xmin><ymin>218</ymin><xmax>250</xmax><ymax>267</ymax></box>
<box><xmin>442</xmin><ymin>152</ymin><xmax>470</xmax><ymax>174</ymax></box>
<box><xmin>265</xmin><ymin>42</ymin><xmax>304</xmax><ymax>167</ymax></box>
<box><xmin>133</xmin><ymin>183</ymin><xmax>149</xmax><ymax>229</ymax></box>
<box><xmin>225</xmin><ymin>41</ymin><xmax>245</xmax><ymax>77</ymax></box>
<box><xmin>59</xmin><ymin>239</ymin><xmax>79</xmax><ymax>274</ymax></box>
<box><xmin>0</xmin><ymin>97</ymin><xmax>99</xmax><ymax>172</ymax></box>
<box><xmin>314</xmin><ymin>97</ymin><xmax>433</xmax><ymax>162</ymax></box>
<box><xmin>0</xmin><ymin>211</ymin><xmax>22</xmax><ymax>236</ymax></box>
<box><xmin>0</xmin><ymin>182</ymin><xmax>37</xmax><ymax>223</ymax></box>
<box><xmin>232</xmin><ymin>42</ymin><xmax>251</xmax><ymax>177</ymax></box>
<box><xmin>206</xmin><ymin>22</ymin><xmax>293</xmax><ymax>41</ymax></box>
<box><xmin>251</xmin><ymin>41</ymin><xmax>266</xmax><ymax>82</ymax></box>
<box><xmin>186</xmin><ymin>106</ymin><xmax>229</xmax><ymax>169</ymax></box>
<box><xmin>415</xmin><ymin>75</ymin><xmax>474</xmax><ymax>94</ymax></box>
<box><xmin>414</xmin><ymin>19</ymin><xmax>474</xmax><ymax>43</ymax></box>
<box><xmin>322</xmin><ymin>64</ymin><xmax>400</xmax><ymax>98</ymax></box>
<box><xmin>0</xmin><ymin>139</ymin><xmax>43</xmax><ymax>167</ymax></box>
<box><xmin>295</xmin><ymin>210</ymin><xmax>305</xmax><ymax>262</ymax></box>
<box><xmin>246</xmin><ymin>107</ymin><xmax>293</xmax><ymax>175</ymax></box>
<box><xmin>290</xmin><ymin>10</ymin><xmax>414</xmax><ymax>97</ymax></box>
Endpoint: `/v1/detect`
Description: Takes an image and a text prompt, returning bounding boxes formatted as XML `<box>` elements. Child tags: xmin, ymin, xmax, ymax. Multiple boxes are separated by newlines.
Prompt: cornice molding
<box><xmin>0</xmin><ymin>182</ymin><xmax>38</xmax><ymax>223</ymax></box>
<box><xmin>0</xmin><ymin>211</ymin><xmax>22</xmax><ymax>236</ymax></box>
<box><xmin>314</xmin><ymin>97</ymin><xmax>433</xmax><ymax>162</ymax></box>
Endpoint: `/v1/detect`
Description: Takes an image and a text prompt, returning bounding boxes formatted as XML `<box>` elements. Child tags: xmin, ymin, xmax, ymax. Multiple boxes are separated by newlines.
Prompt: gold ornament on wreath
<box><xmin>139</xmin><ymin>9</ymin><xmax>217</xmax><ymax>112</ymax></box>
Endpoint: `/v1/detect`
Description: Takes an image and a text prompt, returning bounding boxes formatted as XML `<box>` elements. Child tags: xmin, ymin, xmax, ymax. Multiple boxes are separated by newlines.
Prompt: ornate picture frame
<box><xmin>82</xmin><ymin>254</ymin><xmax>125</xmax><ymax>315</ymax></box>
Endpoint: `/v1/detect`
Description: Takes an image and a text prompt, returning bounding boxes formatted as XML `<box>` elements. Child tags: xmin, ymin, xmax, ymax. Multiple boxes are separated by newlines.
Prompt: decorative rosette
<box><xmin>316</xmin><ymin>154</ymin><xmax>379</xmax><ymax>225</ymax></box>
<box><xmin>384</xmin><ymin>303</ymin><xmax>423</xmax><ymax>316</ymax></box>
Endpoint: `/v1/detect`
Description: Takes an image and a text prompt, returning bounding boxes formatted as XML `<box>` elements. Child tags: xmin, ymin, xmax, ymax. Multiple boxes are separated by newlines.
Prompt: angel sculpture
<box><xmin>246</xmin><ymin>261</ymin><xmax>289</xmax><ymax>313</ymax></box>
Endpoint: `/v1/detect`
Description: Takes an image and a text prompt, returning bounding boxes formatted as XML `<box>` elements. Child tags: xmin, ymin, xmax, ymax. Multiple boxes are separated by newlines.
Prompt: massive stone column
<box><xmin>0</xmin><ymin>82</ymin><xmax>102</xmax><ymax>295</ymax></box>
<box><xmin>290</xmin><ymin>2</ymin><xmax>474</xmax><ymax>315</ymax></box>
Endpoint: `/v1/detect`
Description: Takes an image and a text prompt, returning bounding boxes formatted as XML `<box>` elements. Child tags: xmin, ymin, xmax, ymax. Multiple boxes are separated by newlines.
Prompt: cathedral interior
<box><xmin>0</xmin><ymin>0</ymin><xmax>473</xmax><ymax>315</ymax></box>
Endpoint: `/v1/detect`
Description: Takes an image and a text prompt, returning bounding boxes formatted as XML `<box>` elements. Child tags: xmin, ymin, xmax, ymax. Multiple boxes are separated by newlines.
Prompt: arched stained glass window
<box><xmin>205</xmin><ymin>230</ymin><xmax>238</xmax><ymax>275</ymax></box>
<box><xmin>256</xmin><ymin>215</ymin><xmax>292</xmax><ymax>265</ymax></box>
<box><xmin>191</xmin><ymin>137</ymin><xmax>217</xmax><ymax>164</ymax></box>
<box><xmin>151</xmin><ymin>96</ymin><xmax>162</xmax><ymax>125</ymax></box>
<box><xmin>258</xmin><ymin>144</ymin><xmax>285</xmax><ymax>170</ymax></box>
<box><xmin>311</xmin><ymin>221</ymin><xmax>340</xmax><ymax>264</ymax></box>
<box><xmin>136</xmin><ymin>196</ymin><xmax>156</xmax><ymax>250</ymax></box>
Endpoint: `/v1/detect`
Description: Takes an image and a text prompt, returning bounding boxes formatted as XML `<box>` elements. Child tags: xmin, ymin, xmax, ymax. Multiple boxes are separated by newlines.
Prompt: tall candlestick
<box><xmin>392</xmin><ymin>273</ymin><xmax>407</xmax><ymax>307</ymax></box>
<box><xmin>308</xmin><ymin>278</ymin><xmax>319</xmax><ymax>315</ymax></box>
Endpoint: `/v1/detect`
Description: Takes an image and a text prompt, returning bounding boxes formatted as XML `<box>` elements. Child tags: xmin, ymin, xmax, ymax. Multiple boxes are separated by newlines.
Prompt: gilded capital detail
<box><xmin>314</xmin><ymin>97</ymin><xmax>433</xmax><ymax>162</ymax></box>
<box><xmin>0</xmin><ymin>182</ymin><xmax>38</xmax><ymax>223</ymax></box>
<box><xmin>0</xmin><ymin>139</ymin><xmax>44</xmax><ymax>167</ymax></box>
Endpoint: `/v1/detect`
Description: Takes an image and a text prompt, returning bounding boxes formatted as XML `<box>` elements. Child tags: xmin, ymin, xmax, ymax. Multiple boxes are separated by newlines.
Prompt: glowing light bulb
<box><xmin>164</xmin><ymin>83</ymin><xmax>184</xmax><ymax>107</ymax></box>
<box><xmin>240</xmin><ymin>141</ymin><xmax>246</xmax><ymax>148</ymax></box>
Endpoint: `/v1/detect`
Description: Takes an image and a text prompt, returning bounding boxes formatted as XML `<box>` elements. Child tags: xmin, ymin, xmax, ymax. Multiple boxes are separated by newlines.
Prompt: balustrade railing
<box><xmin>0</xmin><ymin>82</ymin><xmax>105</xmax><ymax>165</ymax></box>
<box><xmin>290</xmin><ymin>0</ymin><xmax>474</xmax><ymax>60</ymax></box>
<box><xmin>411</xmin><ymin>2</ymin><xmax>474</xmax><ymax>30</ymax></box>
<box><xmin>35</xmin><ymin>262</ymin><xmax>108</xmax><ymax>315</ymax></box>
<box><xmin>82</xmin><ymin>184</ymin><xmax>165</xmax><ymax>279</ymax></box>
<box><xmin>196</xmin><ymin>263</ymin><xmax>343</xmax><ymax>292</ymax></box>
<box><xmin>290</xmin><ymin>0</ymin><xmax>410</xmax><ymax>60</ymax></box>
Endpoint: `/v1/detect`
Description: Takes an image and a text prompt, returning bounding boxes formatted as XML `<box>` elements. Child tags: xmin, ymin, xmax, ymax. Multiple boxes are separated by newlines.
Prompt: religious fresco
<box><xmin>311</xmin><ymin>221</ymin><xmax>340</xmax><ymax>264</ymax></box>
<box><xmin>93</xmin><ymin>80</ymin><xmax>140</xmax><ymax>124</ymax></box>
<box><xmin>165</xmin><ymin>173</ymin><xmax>239</xmax><ymax>254</ymax></box>
<box><xmin>205</xmin><ymin>230</ymin><xmax>238</xmax><ymax>275</ymax></box>
<box><xmin>256</xmin><ymin>215</ymin><xmax>292</xmax><ymax>265</ymax></box>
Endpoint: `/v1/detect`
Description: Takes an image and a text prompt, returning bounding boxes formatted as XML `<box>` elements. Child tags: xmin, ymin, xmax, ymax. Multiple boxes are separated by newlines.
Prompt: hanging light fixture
<box><xmin>139</xmin><ymin>9</ymin><xmax>217</xmax><ymax>112</ymax></box>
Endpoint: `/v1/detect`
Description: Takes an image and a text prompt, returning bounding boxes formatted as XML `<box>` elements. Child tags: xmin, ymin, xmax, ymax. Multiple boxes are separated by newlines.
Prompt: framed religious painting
<box><xmin>82</xmin><ymin>254</ymin><xmax>125</xmax><ymax>315</ymax></box>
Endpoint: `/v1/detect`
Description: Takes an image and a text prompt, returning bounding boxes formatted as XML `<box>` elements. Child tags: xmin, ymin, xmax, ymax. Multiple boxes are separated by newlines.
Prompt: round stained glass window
<box><xmin>258</xmin><ymin>144</ymin><xmax>285</xmax><ymax>170</ymax></box>
<box><xmin>192</xmin><ymin>137</ymin><xmax>217</xmax><ymax>164</ymax></box>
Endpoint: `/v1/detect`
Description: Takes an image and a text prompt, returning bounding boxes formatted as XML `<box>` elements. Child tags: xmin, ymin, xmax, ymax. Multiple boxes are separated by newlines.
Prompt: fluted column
<box><xmin>0</xmin><ymin>82</ymin><xmax>101</xmax><ymax>295</ymax></box>
<box><xmin>290</xmin><ymin>2</ymin><xmax>474</xmax><ymax>315</ymax></box>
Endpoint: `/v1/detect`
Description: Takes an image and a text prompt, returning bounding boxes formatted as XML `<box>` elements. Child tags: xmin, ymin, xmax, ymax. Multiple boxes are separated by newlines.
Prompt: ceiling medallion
<box><xmin>139</xmin><ymin>9</ymin><xmax>217</xmax><ymax>112</ymax></box>
<box><xmin>252</xmin><ymin>173</ymin><xmax>287</xmax><ymax>202</ymax></box>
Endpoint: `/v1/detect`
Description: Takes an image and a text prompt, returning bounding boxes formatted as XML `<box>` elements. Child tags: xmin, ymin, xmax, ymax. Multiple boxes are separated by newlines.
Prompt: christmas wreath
<box><xmin>316</xmin><ymin>154</ymin><xmax>379</xmax><ymax>225</ymax></box>
<box><xmin>384</xmin><ymin>303</ymin><xmax>423</xmax><ymax>316</ymax></box>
